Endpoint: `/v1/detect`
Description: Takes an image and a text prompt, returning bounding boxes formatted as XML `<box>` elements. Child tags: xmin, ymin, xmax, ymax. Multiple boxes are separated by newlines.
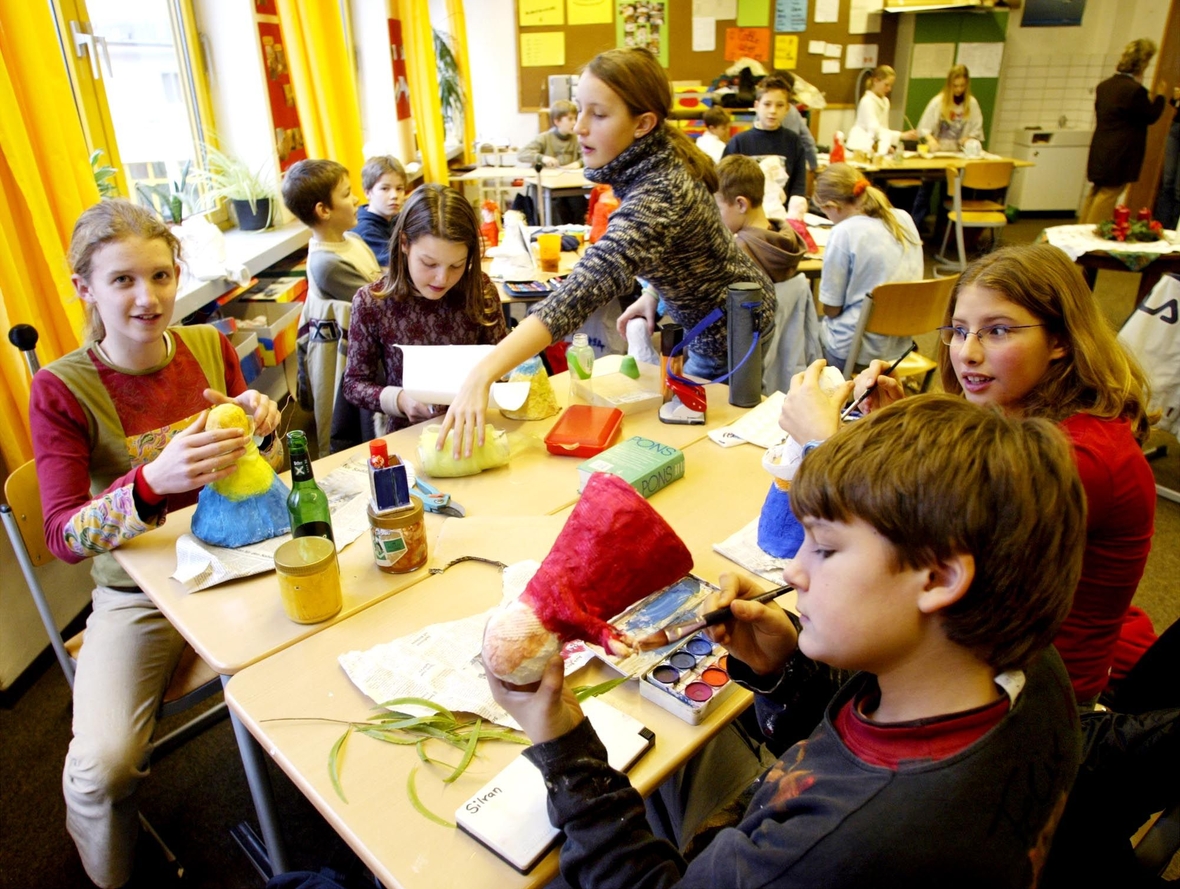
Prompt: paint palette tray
<box><xmin>639</xmin><ymin>631</ymin><xmax>738</xmax><ymax>725</ymax></box>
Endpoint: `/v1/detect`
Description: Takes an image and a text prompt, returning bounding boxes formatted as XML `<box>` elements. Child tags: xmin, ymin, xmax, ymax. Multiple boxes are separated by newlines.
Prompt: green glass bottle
<box><xmin>286</xmin><ymin>430</ymin><xmax>334</xmax><ymax>542</ymax></box>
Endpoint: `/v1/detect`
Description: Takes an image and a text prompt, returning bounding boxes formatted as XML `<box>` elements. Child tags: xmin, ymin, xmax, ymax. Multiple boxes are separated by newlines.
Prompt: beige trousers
<box><xmin>1079</xmin><ymin>183</ymin><xmax>1126</xmax><ymax>225</ymax></box>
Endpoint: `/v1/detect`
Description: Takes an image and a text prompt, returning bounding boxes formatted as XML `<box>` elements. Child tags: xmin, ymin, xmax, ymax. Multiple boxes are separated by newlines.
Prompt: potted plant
<box><xmin>195</xmin><ymin>144</ymin><xmax>276</xmax><ymax>231</ymax></box>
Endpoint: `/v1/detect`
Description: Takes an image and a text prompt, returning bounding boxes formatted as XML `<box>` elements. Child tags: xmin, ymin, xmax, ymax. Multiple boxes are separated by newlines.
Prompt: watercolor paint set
<box><xmin>502</xmin><ymin>276</ymin><xmax>566</xmax><ymax>298</ymax></box>
<box><xmin>639</xmin><ymin>631</ymin><xmax>738</xmax><ymax>725</ymax></box>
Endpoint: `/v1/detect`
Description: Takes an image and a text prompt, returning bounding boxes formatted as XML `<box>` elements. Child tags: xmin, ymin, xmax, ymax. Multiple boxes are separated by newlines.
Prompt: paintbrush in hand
<box><xmin>839</xmin><ymin>342</ymin><xmax>917</xmax><ymax>421</ymax></box>
<box><xmin>636</xmin><ymin>585</ymin><xmax>791</xmax><ymax>651</ymax></box>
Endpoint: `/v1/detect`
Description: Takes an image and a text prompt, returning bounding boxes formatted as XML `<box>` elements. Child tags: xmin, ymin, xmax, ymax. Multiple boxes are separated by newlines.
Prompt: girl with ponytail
<box><xmin>441</xmin><ymin>47</ymin><xmax>774</xmax><ymax>458</ymax></box>
<box><xmin>813</xmin><ymin>163</ymin><xmax>923</xmax><ymax>371</ymax></box>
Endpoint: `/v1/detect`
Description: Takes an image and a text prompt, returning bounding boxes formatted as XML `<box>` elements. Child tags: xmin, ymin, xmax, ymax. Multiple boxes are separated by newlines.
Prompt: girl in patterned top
<box><xmin>341</xmin><ymin>184</ymin><xmax>507</xmax><ymax>435</ymax></box>
<box><xmin>28</xmin><ymin>199</ymin><xmax>281</xmax><ymax>888</ymax></box>
<box><xmin>440</xmin><ymin>47</ymin><xmax>774</xmax><ymax>459</ymax></box>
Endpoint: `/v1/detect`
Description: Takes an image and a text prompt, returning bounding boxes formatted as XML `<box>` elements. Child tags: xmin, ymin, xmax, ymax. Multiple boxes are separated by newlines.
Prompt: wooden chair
<box><xmin>937</xmin><ymin>161</ymin><xmax>1015</xmax><ymax>273</ymax></box>
<box><xmin>842</xmin><ymin>274</ymin><xmax>960</xmax><ymax>390</ymax></box>
<box><xmin>1</xmin><ymin>459</ymin><xmax>228</xmax><ymax>871</ymax></box>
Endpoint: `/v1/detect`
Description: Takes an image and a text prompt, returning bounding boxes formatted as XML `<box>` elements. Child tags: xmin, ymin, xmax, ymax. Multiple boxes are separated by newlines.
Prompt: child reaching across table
<box><xmin>28</xmin><ymin>199</ymin><xmax>281</xmax><ymax>889</ymax></box>
<box><xmin>781</xmin><ymin>243</ymin><xmax>1156</xmax><ymax>705</ymax></box>
<box><xmin>341</xmin><ymin>184</ymin><xmax>507</xmax><ymax>434</ymax></box>
<box><xmin>440</xmin><ymin>47</ymin><xmax>773</xmax><ymax>458</ymax></box>
<box><xmin>813</xmin><ymin>163</ymin><xmax>923</xmax><ymax>373</ymax></box>
<box><xmin>490</xmin><ymin>395</ymin><xmax>1084</xmax><ymax>888</ymax></box>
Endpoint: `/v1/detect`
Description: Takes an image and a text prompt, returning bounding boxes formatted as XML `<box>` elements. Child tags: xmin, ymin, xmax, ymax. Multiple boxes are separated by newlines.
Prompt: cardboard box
<box><xmin>577</xmin><ymin>435</ymin><xmax>684</xmax><ymax>497</ymax></box>
<box><xmin>230</xmin><ymin>331</ymin><xmax>262</xmax><ymax>384</ymax></box>
<box><xmin>221</xmin><ymin>300</ymin><xmax>302</xmax><ymax>366</ymax></box>
<box><xmin>236</xmin><ymin>275</ymin><xmax>308</xmax><ymax>303</ymax></box>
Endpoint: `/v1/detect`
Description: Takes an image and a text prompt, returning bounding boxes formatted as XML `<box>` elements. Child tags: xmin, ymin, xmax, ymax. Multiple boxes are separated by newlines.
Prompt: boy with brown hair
<box><xmin>722</xmin><ymin>74</ymin><xmax>808</xmax><ymax>200</ymax></box>
<box><xmin>352</xmin><ymin>155</ymin><xmax>407</xmax><ymax>266</ymax></box>
<box><xmin>490</xmin><ymin>394</ymin><xmax>1084</xmax><ymax>888</ymax></box>
<box><xmin>517</xmin><ymin>99</ymin><xmax>581</xmax><ymax>168</ymax></box>
<box><xmin>715</xmin><ymin>154</ymin><xmax>805</xmax><ymax>283</ymax></box>
<box><xmin>696</xmin><ymin>106</ymin><xmax>732</xmax><ymax>163</ymax></box>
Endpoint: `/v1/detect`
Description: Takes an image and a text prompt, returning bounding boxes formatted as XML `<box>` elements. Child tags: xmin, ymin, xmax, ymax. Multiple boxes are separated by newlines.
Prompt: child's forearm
<box><xmin>472</xmin><ymin>314</ymin><xmax>554</xmax><ymax>387</ymax></box>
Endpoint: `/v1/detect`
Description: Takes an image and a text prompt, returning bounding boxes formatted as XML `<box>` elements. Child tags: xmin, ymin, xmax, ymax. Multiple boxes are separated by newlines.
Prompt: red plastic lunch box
<box><xmin>544</xmin><ymin>405</ymin><xmax>624</xmax><ymax>458</ymax></box>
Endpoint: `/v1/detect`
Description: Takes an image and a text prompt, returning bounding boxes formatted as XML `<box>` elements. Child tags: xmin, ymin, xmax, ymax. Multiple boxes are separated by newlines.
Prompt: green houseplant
<box><xmin>195</xmin><ymin>144</ymin><xmax>275</xmax><ymax>231</ymax></box>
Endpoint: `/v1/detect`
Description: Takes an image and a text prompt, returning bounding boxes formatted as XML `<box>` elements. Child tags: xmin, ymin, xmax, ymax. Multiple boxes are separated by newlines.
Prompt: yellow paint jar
<box><xmin>274</xmin><ymin>536</ymin><xmax>342</xmax><ymax>623</ymax></box>
<box><xmin>368</xmin><ymin>496</ymin><xmax>428</xmax><ymax>574</ymax></box>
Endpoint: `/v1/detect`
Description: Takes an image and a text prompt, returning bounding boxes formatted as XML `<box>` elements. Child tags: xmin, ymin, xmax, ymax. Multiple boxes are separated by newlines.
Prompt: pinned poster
<box><xmin>845</xmin><ymin>43</ymin><xmax>878</xmax><ymax>70</ymax></box>
<box><xmin>693</xmin><ymin>17</ymin><xmax>717</xmax><ymax>51</ymax></box>
<box><xmin>824</xmin><ymin>43</ymin><xmax>842</xmax><ymax>57</ymax></box>
<box><xmin>694</xmin><ymin>0</ymin><xmax>737</xmax><ymax>18</ymax></box>
<box><xmin>567</xmin><ymin>0</ymin><xmax>612</xmax><ymax>25</ymax></box>
<box><xmin>911</xmin><ymin>42</ymin><xmax>955</xmax><ymax>79</ymax></box>
<box><xmin>725</xmin><ymin>27</ymin><xmax>771</xmax><ymax>61</ymax></box>
<box><xmin>956</xmin><ymin>42</ymin><xmax>1004</xmax><ymax>78</ymax></box>
<box><xmin>521</xmin><ymin>32</ymin><xmax>565</xmax><ymax>67</ymax></box>
<box><xmin>737</xmin><ymin>0</ymin><xmax>771</xmax><ymax>27</ymax></box>
<box><xmin>808</xmin><ymin>39</ymin><xmax>825</xmax><ymax>54</ymax></box>
<box><xmin>814</xmin><ymin>0</ymin><xmax>838</xmax><ymax>22</ymax></box>
<box><xmin>848</xmin><ymin>0</ymin><xmax>883</xmax><ymax>34</ymax></box>
<box><xmin>821</xmin><ymin>59</ymin><xmax>840</xmax><ymax>74</ymax></box>
<box><xmin>520</xmin><ymin>0</ymin><xmax>564</xmax><ymax>26</ymax></box>
<box><xmin>773</xmin><ymin>35</ymin><xmax>798</xmax><ymax>70</ymax></box>
<box><xmin>775</xmin><ymin>0</ymin><xmax>808</xmax><ymax>31</ymax></box>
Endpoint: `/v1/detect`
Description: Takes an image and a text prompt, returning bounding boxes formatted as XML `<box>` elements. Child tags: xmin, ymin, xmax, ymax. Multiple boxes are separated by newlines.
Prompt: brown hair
<box><xmin>550</xmin><ymin>99</ymin><xmax>577</xmax><ymax>122</ymax></box>
<box><xmin>584</xmin><ymin>48</ymin><xmax>718</xmax><ymax>192</ymax></box>
<box><xmin>69</xmin><ymin>199</ymin><xmax>181</xmax><ymax>342</ymax></box>
<box><xmin>939</xmin><ymin>65</ymin><xmax>972</xmax><ymax>125</ymax></box>
<box><xmin>756</xmin><ymin>74</ymin><xmax>793</xmax><ymax>102</ymax></box>
<box><xmin>373</xmin><ymin>185</ymin><xmax>499</xmax><ymax>328</ymax></box>
<box><xmin>792</xmin><ymin>394</ymin><xmax>1085</xmax><ymax>671</ymax></box>
<box><xmin>702</xmin><ymin>106</ymin><xmax>732</xmax><ymax>130</ymax></box>
<box><xmin>939</xmin><ymin>244</ymin><xmax>1156</xmax><ymax>442</ymax></box>
<box><xmin>716</xmin><ymin>155</ymin><xmax>765</xmax><ymax>207</ymax></box>
<box><xmin>1116</xmin><ymin>38</ymin><xmax>1156</xmax><ymax>76</ymax></box>
<box><xmin>281</xmin><ymin>158</ymin><xmax>348</xmax><ymax>227</ymax></box>
<box><xmin>360</xmin><ymin>155</ymin><xmax>406</xmax><ymax>193</ymax></box>
<box><xmin>815</xmin><ymin>163</ymin><xmax>917</xmax><ymax>247</ymax></box>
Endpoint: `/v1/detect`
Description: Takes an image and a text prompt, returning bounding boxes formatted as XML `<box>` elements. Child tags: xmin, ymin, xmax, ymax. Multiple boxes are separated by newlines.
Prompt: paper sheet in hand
<box><xmin>399</xmin><ymin>344</ymin><xmax>530</xmax><ymax>411</ymax></box>
<box><xmin>455</xmin><ymin>697</ymin><xmax>653</xmax><ymax>873</ymax></box>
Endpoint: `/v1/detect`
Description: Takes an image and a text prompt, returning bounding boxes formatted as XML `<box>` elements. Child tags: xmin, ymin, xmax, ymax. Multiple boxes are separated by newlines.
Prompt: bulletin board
<box><xmin>515</xmin><ymin>0</ymin><xmax>898</xmax><ymax>112</ymax></box>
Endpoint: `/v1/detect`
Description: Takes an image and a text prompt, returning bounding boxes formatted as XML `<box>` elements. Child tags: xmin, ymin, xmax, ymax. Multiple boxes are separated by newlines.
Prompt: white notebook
<box><xmin>455</xmin><ymin>697</ymin><xmax>654</xmax><ymax>873</ymax></box>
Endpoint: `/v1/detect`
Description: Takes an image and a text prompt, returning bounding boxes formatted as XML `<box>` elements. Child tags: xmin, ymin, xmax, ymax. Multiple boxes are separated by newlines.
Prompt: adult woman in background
<box><xmin>1080</xmin><ymin>38</ymin><xmax>1166</xmax><ymax>225</ymax></box>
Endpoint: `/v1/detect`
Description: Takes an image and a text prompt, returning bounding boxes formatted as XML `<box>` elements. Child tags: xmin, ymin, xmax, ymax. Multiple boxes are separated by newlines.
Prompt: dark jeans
<box><xmin>1156</xmin><ymin>122</ymin><xmax>1180</xmax><ymax>231</ymax></box>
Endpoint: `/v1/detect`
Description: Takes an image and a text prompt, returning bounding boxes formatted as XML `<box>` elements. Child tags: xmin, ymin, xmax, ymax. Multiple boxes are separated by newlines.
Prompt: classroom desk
<box><xmin>851</xmin><ymin>153</ymin><xmax>1035</xmax><ymax>180</ymax></box>
<box><xmin>224</xmin><ymin>435</ymin><xmax>785</xmax><ymax>889</ymax></box>
<box><xmin>110</xmin><ymin>375</ymin><xmax>757</xmax><ymax>874</ymax></box>
<box><xmin>1039</xmin><ymin>224</ymin><xmax>1180</xmax><ymax>305</ymax></box>
<box><xmin>451</xmin><ymin>166</ymin><xmax>592</xmax><ymax>226</ymax></box>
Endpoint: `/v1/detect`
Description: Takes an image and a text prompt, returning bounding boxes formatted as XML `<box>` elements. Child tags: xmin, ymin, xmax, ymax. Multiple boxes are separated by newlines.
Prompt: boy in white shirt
<box><xmin>695</xmin><ymin>106</ymin><xmax>732</xmax><ymax>164</ymax></box>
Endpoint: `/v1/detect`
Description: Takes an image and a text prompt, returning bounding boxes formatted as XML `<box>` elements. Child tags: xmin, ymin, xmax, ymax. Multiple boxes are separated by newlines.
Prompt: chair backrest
<box><xmin>864</xmin><ymin>275</ymin><xmax>960</xmax><ymax>337</ymax></box>
<box><xmin>960</xmin><ymin>160</ymin><xmax>1014</xmax><ymax>191</ymax></box>
<box><xmin>3</xmin><ymin>460</ymin><xmax>52</xmax><ymax>567</ymax></box>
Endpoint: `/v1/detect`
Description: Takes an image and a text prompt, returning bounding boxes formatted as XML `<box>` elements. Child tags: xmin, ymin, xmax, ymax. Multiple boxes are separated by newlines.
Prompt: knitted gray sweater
<box><xmin>531</xmin><ymin>126</ymin><xmax>774</xmax><ymax>363</ymax></box>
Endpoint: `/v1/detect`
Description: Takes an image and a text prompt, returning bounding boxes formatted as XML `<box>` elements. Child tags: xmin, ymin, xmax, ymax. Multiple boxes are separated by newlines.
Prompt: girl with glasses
<box><xmin>780</xmin><ymin>243</ymin><xmax>1156</xmax><ymax>706</ymax></box>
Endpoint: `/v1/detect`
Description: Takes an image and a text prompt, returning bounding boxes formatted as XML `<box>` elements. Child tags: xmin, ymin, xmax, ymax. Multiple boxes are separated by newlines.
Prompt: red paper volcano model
<box><xmin>482</xmin><ymin>472</ymin><xmax>693</xmax><ymax>683</ymax></box>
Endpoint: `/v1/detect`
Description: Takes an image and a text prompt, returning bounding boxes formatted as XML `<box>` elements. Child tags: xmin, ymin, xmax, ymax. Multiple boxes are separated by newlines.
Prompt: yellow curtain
<box><xmin>402</xmin><ymin>0</ymin><xmax>448</xmax><ymax>185</ymax></box>
<box><xmin>0</xmin><ymin>0</ymin><xmax>95</xmax><ymax>472</ymax></box>
<box><xmin>275</xmin><ymin>0</ymin><xmax>366</xmax><ymax>196</ymax></box>
<box><xmin>445</xmin><ymin>0</ymin><xmax>476</xmax><ymax>165</ymax></box>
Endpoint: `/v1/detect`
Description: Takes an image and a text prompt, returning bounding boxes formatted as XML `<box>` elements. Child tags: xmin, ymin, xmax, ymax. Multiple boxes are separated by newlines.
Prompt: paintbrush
<box><xmin>635</xmin><ymin>585</ymin><xmax>791</xmax><ymax>651</ymax></box>
<box><xmin>839</xmin><ymin>342</ymin><xmax>917</xmax><ymax>421</ymax></box>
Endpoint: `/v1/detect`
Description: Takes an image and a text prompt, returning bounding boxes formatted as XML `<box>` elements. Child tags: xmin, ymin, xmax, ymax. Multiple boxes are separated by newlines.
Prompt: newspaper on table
<box><xmin>708</xmin><ymin>391</ymin><xmax>788</xmax><ymax>449</ymax></box>
<box><xmin>713</xmin><ymin>517</ymin><xmax>790</xmax><ymax>584</ymax></box>
<box><xmin>172</xmin><ymin>459</ymin><xmax>373</xmax><ymax>592</ymax></box>
<box><xmin>337</xmin><ymin>560</ymin><xmax>593</xmax><ymax>730</ymax></box>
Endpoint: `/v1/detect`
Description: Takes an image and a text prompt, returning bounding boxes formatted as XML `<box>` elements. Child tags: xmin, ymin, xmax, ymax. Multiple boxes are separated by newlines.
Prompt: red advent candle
<box><xmin>1136</xmin><ymin>207</ymin><xmax>1152</xmax><ymax>221</ymax></box>
<box><xmin>1113</xmin><ymin>205</ymin><xmax>1130</xmax><ymax>225</ymax></box>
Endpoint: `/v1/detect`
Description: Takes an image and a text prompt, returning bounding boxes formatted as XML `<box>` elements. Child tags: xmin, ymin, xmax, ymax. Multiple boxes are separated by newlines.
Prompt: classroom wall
<box><xmin>988</xmin><ymin>0</ymin><xmax>1169</xmax><ymax>158</ymax></box>
<box><xmin>465</xmin><ymin>0</ymin><xmax>546</xmax><ymax>153</ymax></box>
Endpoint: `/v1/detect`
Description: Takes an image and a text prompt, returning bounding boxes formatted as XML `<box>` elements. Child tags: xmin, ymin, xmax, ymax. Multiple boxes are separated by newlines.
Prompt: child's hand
<box><xmin>204</xmin><ymin>388</ymin><xmax>280</xmax><ymax>437</ymax></box>
<box><xmin>706</xmin><ymin>573</ymin><xmax>799</xmax><ymax>677</ymax></box>
<box><xmin>141</xmin><ymin>410</ymin><xmax>249</xmax><ymax>496</ymax></box>
<box><xmin>616</xmin><ymin>291</ymin><xmax>658</xmax><ymax>337</ymax></box>
<box><xmin>779</xmin><ymin>360</ymin><xmax>853</xmax><ymax>443</ymax></box>
<box><xmin>397</xmin><ymin>390</ymin><xmax>441</xmax><ymax>424</ymax></box>
<box><xmin>487</xmin><ymin>655</ymin><xmax>584</xmax><ymax>744</ymax></box>
<box><xmin>851</xmin><ymin>361</ymin><xmax>905</xmax><ymax>415</ymax></box>
<box><xmin>438</xmin><ymin>372</ymin><xmax>491</xmax><ymax>459</ymax></box>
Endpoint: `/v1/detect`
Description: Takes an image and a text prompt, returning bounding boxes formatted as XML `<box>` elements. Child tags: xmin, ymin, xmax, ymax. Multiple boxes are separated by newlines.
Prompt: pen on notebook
<box><xmin>636</xmin><ymin>585</ymin><xmax>791</xmax><ymax>651</ymax></box>
<box><xmin>839</xmin><ymin>342</ymin><xmax>918</xmax><ymax>421</ymax></box>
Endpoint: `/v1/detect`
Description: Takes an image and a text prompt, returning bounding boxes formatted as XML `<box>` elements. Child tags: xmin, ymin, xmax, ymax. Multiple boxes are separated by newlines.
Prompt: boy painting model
<box><xmin>722</xmin><ymin>75</ymin><xmax>808</xmax><ymax>200</ymax></box>
<box><xmin>490</xmin><ymin>395</ymin><xmax>1084</xmax><ymax>888</ymax></box>
<box><xmin>282</xmin><ymin>159</ymin><xmax>382</xmax><ymax>455</ymax></box>
<box><xmin>351</xmin><ymin>155</ymin><xmax>407</xmax><ymax>266</ymax></box>
<box><xmin>715</xmin><ymin>155</ymin><xmax>805</xmax><ymax>283</ymax></box>
<box><xmin>696</xmin><ymin>106</ymin><xmax>732</xmax><ymax>164</ymax></box>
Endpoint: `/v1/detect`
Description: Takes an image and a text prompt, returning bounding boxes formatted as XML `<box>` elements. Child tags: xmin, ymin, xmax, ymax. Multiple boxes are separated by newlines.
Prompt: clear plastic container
<box><xmin>566</xmin><ymin>333</ymin><xmax>594</xmax><ymax>403</ymax></box>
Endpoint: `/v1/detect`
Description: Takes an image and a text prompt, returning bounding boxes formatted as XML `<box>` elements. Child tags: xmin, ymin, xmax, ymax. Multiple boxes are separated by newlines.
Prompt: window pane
<box><xmin>86</xmin><ymin>0</ymin><xmax>197</xmax><ymax>220</ymax></box>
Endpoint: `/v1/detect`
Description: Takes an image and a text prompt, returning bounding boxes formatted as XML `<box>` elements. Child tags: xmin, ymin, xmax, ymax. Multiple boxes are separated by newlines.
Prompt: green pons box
<box><xmin>577</xmin><ymin>435</ymin><xmax>685</xmax><ymax>498</ymax></box>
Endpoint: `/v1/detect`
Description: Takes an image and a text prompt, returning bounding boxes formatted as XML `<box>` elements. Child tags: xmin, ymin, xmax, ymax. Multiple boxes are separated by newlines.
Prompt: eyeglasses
<box><xmin>937</xmin><ymin>324</ymin><xmax>1047</xmax><ymax>346</ymax></box>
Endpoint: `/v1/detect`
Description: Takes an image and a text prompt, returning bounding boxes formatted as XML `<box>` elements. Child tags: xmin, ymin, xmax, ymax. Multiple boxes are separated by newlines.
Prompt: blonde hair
<box><xmin>1116</xmin><ymin>38</ymin><xmax>1156</xmax><ymax>76</ymax></box>
<box><xmin>69</xmin><ymin>199</ymin><xmax>181</xmax><ymax>342</ymax></box>
<box><xmin>373</xmin><ymin>185</ymin><xmax>500</xmax><ymax>328</ymax></box>
<box><xmin>814</xmin><ymin>163</ymin><xmax>917</xmax><ymax>247</ymax></box>
<box><xmin>584</xmin><ymin>48</ymin><xmax>718</xmax><ymax>192</ymax></box>
<box><xmin>870</xmin><ymin>65</ymin><xmax>895</xmax><ymax>86</ymax></box>
<box><xmin>793</xmin><ymin>394</ymin><xmax>1085</xmax><ymax>671</ymax></box>
<box><xmin>940</xmin><ymin>65</ymin><xmax>972</xmax><ymax>125</ymax></box>
<box><xmin>939</xmin><ymin>244</ymin><xmax>1156</xmax><ymax>442</ymax></box>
